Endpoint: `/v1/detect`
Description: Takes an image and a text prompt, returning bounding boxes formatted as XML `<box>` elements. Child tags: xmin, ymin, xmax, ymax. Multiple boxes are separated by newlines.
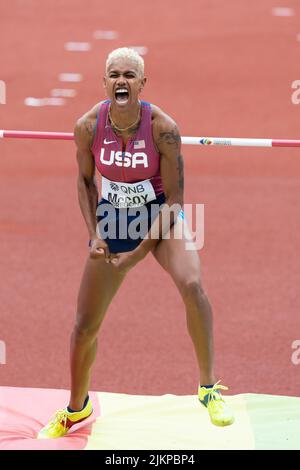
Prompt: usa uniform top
<box><xmin>91</xmin><ymin>100</ymin><xmax>164</xmax><ymax>197</ymax></box>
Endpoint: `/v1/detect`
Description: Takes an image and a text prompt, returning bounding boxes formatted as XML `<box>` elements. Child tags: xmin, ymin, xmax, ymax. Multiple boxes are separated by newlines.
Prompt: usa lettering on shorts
<box><xmin>101</xmin><ymin>176</ymin><xmax>156</xmax><ymax>208</ymax></box>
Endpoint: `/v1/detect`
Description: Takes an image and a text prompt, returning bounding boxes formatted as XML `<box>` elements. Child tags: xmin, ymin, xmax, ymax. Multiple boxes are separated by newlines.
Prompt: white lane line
<box><xmin>0</xmin><ymin>80</ymin><xmax>6</xmax><ymax>104</ymax></box>
<box><xmin>51</xmin><ymin>89</ymin><xmax>77</xmax><ymax>97</ymax></box>
<box><xmin>272</xmin><ymin>7</ymin><xmax>295</xmax><ymax>16</ymax></box>
<box><xmin>64</xmin><ymin>42</ymin><xmax>91</xmax><ymax>51</ymax></box>
<box><xmin>129</xmin><ymin>46</ymin><xmax>148</xmax><ymax>55</ymax></box>
<box><xmin>24</xmin><ymin>97</ymin><xmax>65</xmax><ymax>107</ymax></box>
<box><xmin>93</xmin><ymin>30</ymin><xmax>119</xmax><ymax>40</ymax></box>
<box><xmin>59</xmin><ymin>73</ymin><xmax>82</xmax><ymax>82</ymax></box>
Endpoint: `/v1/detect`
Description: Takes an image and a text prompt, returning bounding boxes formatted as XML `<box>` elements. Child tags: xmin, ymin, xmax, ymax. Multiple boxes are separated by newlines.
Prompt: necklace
<box><xmin>108</xmin><ymin>103</ymin><xmax>141</xmax><ymax>132</ymax></box>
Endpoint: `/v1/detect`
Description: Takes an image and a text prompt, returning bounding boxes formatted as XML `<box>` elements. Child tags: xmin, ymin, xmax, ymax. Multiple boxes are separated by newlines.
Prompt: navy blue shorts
<box><xmin>93</xmin><ymin>193</ymin><xmax>166</xmax><ymax>253</ymax></box>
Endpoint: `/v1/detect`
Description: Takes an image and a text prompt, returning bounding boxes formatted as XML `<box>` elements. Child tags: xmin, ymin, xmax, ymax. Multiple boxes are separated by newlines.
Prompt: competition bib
<box><xmin>101</xmin><ymin>176</ymin><xmax>156</xmax><ymax>208</ymax></box>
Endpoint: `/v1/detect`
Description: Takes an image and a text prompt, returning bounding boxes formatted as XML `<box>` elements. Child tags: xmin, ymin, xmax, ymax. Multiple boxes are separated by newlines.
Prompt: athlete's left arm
<box><xmin>138</xmin><ymin>116</ymin><xmax>184</xmax><ymax>253</ymax></box>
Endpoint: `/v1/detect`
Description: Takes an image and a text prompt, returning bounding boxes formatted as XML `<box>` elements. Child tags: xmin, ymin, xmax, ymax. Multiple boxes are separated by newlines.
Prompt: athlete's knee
<box><xmin>72</xmin><ymin>318</ymin><xmax>101</xmax><ymax>341</ymax></box>
<box><xmin>180</xmin><ymin>279</ymin><xmax>207</xmax><ymax>303</ymax></box>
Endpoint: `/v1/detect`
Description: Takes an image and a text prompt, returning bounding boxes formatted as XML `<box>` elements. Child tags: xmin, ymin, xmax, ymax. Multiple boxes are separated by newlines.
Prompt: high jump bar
<box><xmin>1</xmin><ymin>130</ymin><xmax>300</xmax><ymax>147</ymax></box>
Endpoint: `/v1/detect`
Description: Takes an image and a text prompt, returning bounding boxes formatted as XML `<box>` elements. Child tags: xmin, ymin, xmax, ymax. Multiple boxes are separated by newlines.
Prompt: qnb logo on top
<box><xmin>102</xmin><ymin>176</ymin><xmax>156</xmax><ymax>209</ymax></box>
<box><xmin>110</xmin><ymin>182</ymin><xmax>119</xmax><ymax>191</ymax></box>
<box><xmin>99</xmin><ymin>148</ymin><xmax>149</xmax><ymax>168</ymax></box>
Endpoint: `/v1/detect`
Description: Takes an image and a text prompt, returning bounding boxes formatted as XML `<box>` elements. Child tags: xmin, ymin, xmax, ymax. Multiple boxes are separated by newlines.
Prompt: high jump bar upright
<box><xmin>1</xmin><ymin>130</ymin><xmax>300</xmax><ymax>147</ymax></box>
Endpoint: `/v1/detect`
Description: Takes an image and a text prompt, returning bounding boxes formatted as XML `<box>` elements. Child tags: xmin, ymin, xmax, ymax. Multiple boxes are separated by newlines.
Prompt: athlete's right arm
<box><xmin>74</xmin><ymin>116</ymin><xmax>110</xmax><ymax>259</ymax></box>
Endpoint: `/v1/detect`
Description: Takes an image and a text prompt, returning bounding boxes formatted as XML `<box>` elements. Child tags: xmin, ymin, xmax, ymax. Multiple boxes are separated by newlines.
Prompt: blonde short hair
<box><xmin>106</xmin><ymin>47</ymin><xmax>144</xmax><ymax>77</ymax></box>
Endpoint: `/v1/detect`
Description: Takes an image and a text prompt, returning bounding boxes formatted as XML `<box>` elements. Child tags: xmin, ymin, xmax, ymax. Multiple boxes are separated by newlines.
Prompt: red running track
<box><xmin>0</xmin><ymin>0</ymin><xmax>300</xmax><ymax>397</ymax></box>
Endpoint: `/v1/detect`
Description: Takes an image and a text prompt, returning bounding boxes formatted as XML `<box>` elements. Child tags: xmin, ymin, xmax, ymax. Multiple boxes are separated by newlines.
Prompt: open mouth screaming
<box><xmin>115</xmin><ymin>88</ymin><xmax>129</xmax><ymax>104</ymax></box>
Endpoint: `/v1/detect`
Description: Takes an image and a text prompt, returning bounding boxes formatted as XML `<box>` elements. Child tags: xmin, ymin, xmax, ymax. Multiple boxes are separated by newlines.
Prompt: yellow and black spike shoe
<box><xmin>37</xmin><ymin>396</ymin><xmax>93</xmax><ymax>439</ymax></box>
<box><xmin>198</xmin><ymin>381</ymin><xmax>234</xmax><ymax>427</ymax></box>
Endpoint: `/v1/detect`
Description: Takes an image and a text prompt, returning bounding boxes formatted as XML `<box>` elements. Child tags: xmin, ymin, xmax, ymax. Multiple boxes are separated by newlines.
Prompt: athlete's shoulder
<box><xmin>74</xmin><ymin>102</ymin><xmax>103</xmax><ymax>148</ymax></box>
<box><xmin>150</xmin><ymin>104</ymin><xmax>181</xmax><ymax>148</ymax></box>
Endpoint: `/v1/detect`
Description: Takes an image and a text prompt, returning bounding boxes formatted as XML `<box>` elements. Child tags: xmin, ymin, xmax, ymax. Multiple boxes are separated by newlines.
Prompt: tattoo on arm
<box><xmin>84</xmin><ymin>121</ymin><xmax>95</xmax><ymax>137</ymax></box>
<box><xmin>82</xmin><ymin>120</ymin><xmax>96</xmax><ymax>149</ymax></box>
<box><xmin>177</xmin><ymin>154</ymin><xmax>184</xmax><ymax>191</ymax></box>
<box><xmin>158</xmin><ymin>125</ymin><xmax>184</xmax><ymax>191</ymax></box>
<box><xmin>158</xmin><ymin>127</ymin><xmax>181</xmax><ymax>148</ymax></box>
